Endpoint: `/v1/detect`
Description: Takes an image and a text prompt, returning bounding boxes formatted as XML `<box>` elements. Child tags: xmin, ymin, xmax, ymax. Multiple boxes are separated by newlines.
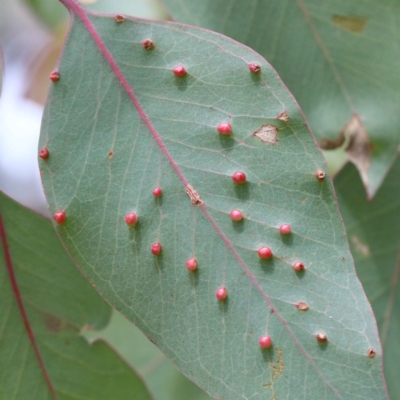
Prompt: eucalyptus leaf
<box><xmin>39</xmin><ymin>2</ymin><xmax>388</xmax><ymax>398</ymax></box>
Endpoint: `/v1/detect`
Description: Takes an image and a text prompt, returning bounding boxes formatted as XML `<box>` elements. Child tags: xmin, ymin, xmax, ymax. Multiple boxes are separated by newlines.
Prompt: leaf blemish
<box><xmin>185</xmin><ymin>185</ymin><xmax>203</xmax><ymax>206</ymax></box>
<box><xmin>44</xmin><ymin>314</ymin><xmax>64</xmax><ymax>333</ymax></box>
<box><xmin>108</xmin><ymin>150</ymin><xmax>114</xmax><ymax>159</ymax></box>
<box><xmin>314</xmin><ymin>169</ymin><xmax>326</xmax><ymax>182</ymax></box>
<box><xmin>368</xmin><ymin>348</ymin><xmax>376</xmax><ymax>358</ymax></box>
<box><xmin>254</xmin><ymin>125</ymin><xmax>279</xmax><ymax>144</ymax></box>
<box><xmin>114</xmin><ymin>15</ymin><xmax>125</xmax><ymax>23</ymax></box>
<box><xmin>263</xmin><ymin>348</ymin><xmax>284</xmax><ymax>396</ymax></box>
<box><xmin>332</xmin><ymin>15</ymin><xmax>367</xmax><ymax>34</ymax></box>
<box><xmin>276</xmin><ymin>111</ymin><xmax>289</xmax><ymax>122</ymax></box>
<box><xmin>295</xmin><ymin>302</ymin><xmax>308</xmax><ymax>311</ymax></box>
<box><xmin>316</xmin><ymin>333</ymin><xmax>328</xmax><ymax>343</ymax></box>
<box><xmin>142</xmin><ymin>39</ymin><xmax>154</xmax><ymax>50</ymax></box>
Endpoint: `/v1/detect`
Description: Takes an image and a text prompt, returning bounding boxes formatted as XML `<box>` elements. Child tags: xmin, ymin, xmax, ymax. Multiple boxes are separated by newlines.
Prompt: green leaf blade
<box><xmin>39</xmin><ymin>4</ymin><xmax>387</xmax><ymax>399</ymax></box>
<box><xmin>0</xmin><ymin>192</ymin><xmax>154</xmax><ymax>400</ymax></box>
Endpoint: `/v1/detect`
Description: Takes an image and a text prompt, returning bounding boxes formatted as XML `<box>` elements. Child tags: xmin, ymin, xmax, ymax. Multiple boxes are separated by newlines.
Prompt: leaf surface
<box><xmin>0</xmin><ymin>192</ymin><xmax>153</xmax><ymax>400</ymax></box>
<box><xmin>162</xmin><ymin>0</ymin><xmax>400</xmax><ymax>198</ymax></box>
<box><xmin>85</xmin><ymin>311</ymin><xmax>212</xmax><ymax>400</ymax></box>
<box><xmin>335</xmin><ymin>157</ymin><xmax>400</xmax><ymax>399</ymax></box>
<box><xmin>39</xmin><ymin>2</ymin><xmax>387</xmax><ymax>399</ymax></box>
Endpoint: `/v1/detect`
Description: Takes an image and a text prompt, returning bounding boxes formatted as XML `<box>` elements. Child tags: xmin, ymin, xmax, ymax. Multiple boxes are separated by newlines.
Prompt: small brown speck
<box><xmin>277</xmin><ymin>111</ymin><xmax>289</xmax><ymax>122</ymax></box>
<box><xmin>185</xmin><ymin>185</ymin><xmax>204</xmax><ymax>206</ymax></box>
<box><xmin>108</xmin><ymin>150</ymin><xmax>114</xmax><ymax>159</ymax></box>
<box><xmin>368</xmin><ymin>348</ymin><xmax>376</xmax><ymax>358</ymax></box>
<box><xmin>295</xmin><ymin>302</ymin><xmax>309</xmax><ymax>311</ymax></box>
<box><xmin>316</xmin><ymin>333</ymin><xmax>327</xmax><ymax>343</ymax></box>
<box><xmin>142</xmin><ymin>39</ymin><xmax>154</xmax><ymax>50</ymax></box>
<box><xmin>115</xmin><ymin>15</ymin><xmax>125</xmax><ymax>23</ymax></box>
<box><xmin>315</xmin><ymin>169</ymin><xmax>326</xmax><ymax>182</ymax></box>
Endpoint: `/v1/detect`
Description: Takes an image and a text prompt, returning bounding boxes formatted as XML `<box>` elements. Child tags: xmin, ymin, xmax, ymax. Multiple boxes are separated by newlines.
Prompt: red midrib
<box><xmin>0</xmin><ymin>214</ymin><xmax>58</xmax><ymax>399</ymax></box>
<box><xmin>61</xmin><ymin>0</ymin><xmax>341</xmax><ymax>397</ymax></box>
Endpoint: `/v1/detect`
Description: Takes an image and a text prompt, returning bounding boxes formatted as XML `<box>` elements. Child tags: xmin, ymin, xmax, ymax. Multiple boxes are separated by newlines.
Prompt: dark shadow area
<box><xmin>234</xmin><ymin>182</ymin><xmax>250</xmax><ymax>200</ymax></box>
<box><xmin>260</xmin><ymin>258</ymin><xmax>275</xmax><ymax>274</ymax></box>
<box><xmin>280</xmin><ymin>233</ymin><xmax>294</xmax><ymax>246</ymax></box>
<box><xmin>129</xmin><ymin>220</ymin><xmax>142</xmax><ymax>248</ymax></box>
<box><xmin>218</xmin><ymin>135</ymin><xmax>236</xmax><ymax>152</ymax></box>
<box><xmin>232</xmin><ymin>218</ymin><xmax>245</xmax><ymax>233</ymax></box>
<box><xmin>175</xmin><ymin>75</ymin><xmax>194</xmax><ymax>91</ymax></box>
<box><xmin>188</xmin><ymin>269</ymin><xmax>200</xmax><ymax>287</ymax></box>
<box><xmin>218</xmin><ymin>297</ymin><xmax>229</xmax><ymax>313</ymax></box>
<box><xmin>261</xmin><ymin>346</ymin><xmax>274</xmax><ymax>362</ymax></box>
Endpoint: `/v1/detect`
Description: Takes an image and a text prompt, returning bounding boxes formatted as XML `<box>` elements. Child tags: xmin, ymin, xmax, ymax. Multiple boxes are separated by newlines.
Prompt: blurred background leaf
<box><xmin>335</xmin><ymin>155</ymin><xmax>400</xmax><ymax>399</ymax></box>
<box><xmin>23</xmin><ymin>0</ymin><xmax>169</xmax><ymax>30</ymax></box>
<box><xmin>0</xmin><ymin>191</ymin><xmax>153</xmax><ymax>399</ymax></box>
<box><xmin>85</xmin><ymin>311</ymin><xmax>212</xmax><ymax>400</ymax></box>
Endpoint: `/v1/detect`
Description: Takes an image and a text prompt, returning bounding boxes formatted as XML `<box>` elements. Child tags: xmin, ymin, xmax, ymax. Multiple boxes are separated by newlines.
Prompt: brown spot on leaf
<box><xmin>185</xmin><ymin>185</ymin><xmax>204</xmax><ymax>206</ymax></box>
<box><xmin>314</xmin><ymin>169</ymin><xmax>326</xmax><ymax>181</ymax></box>
<box><xmin>316</xmin><ymin>333</ymin><xmax>328</xmax><ymax>343</ymax></box>
<box><xmin>332</xmin><ymin>15</ymin><xmax>367</xmax><ymax>34</ymax></box>
<box><xmin>276</xmin><ymin>111</ymin><xmax>289</xmax><ymax>123</ymax></box>
<box><xmin>108</xmin><ymin>150</ymin><xmax>114</xmax><ymax>159</ymax></box>
<box><xmin>115</xmin><ymin>15</ymin><xmax>125</xmax><ymax>23</ymax></box>
<box><xmin>296</xmin><ymin>302</ymin><xmax>309</xmax><ymax>311</ymax></box>
<box><xmin>270</xmin><ymin>348</ymin><xmax>284</xmax><ymax>379</ymax></box>
<box><xmin>320</xmin><ymin>114</ymin><xmax>371</xmax><ymax>191</ymax></box>
<box><xmin>254</xmin><ymin>125</ymin><xmax>279</xmax><ymax>144</ymax></box>
<box><xmin>368</xmin><ymin>348</ymin><xmax>376</xmax><ymax>358</ymax></box>
<box><xmin>44</xmin><ymin>314</ymin><xmax>64</xmax><ymax>333</ymax></box>
<box><xmin>262</xmin><ymin>348</ymin><xmax>284</xmax><ymax>397</ymax></box>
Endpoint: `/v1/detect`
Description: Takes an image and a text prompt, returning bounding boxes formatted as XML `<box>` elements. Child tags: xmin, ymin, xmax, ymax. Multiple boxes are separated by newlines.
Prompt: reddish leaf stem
<box><xmin>0</xmin><ymin>214</ymin><xmax>58</xmax><ymax>399</ymax></box>
<box><xmin>59</xmin><ymin>0</ymin><xmax>340</xmax><ymax>396</ymax></box>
